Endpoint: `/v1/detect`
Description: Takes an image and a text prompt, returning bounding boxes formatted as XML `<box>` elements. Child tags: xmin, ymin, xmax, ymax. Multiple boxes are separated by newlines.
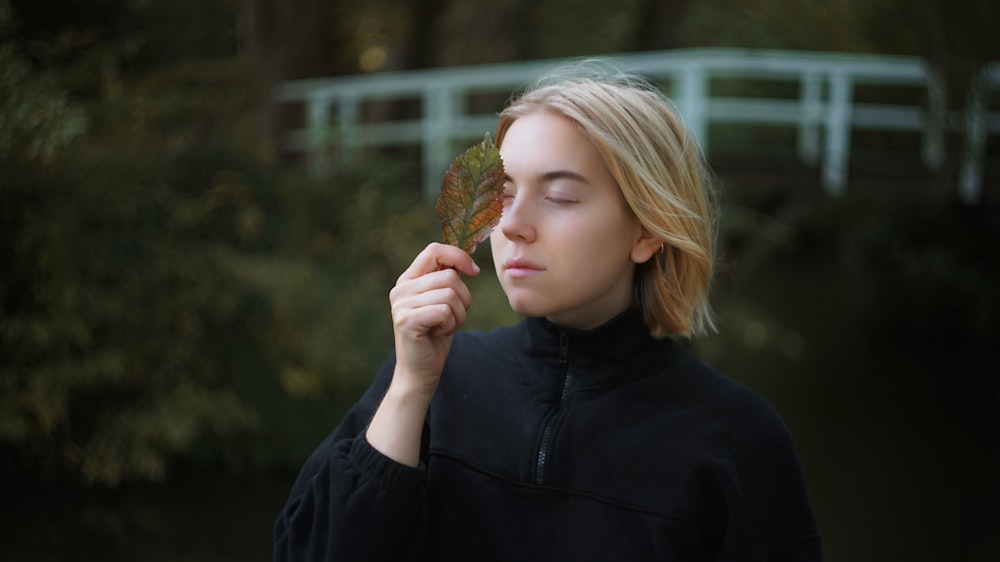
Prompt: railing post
<box><xmin>306</xmin><ymin>93</ymin><xmax>332</xmax><ymax>179</ymax></box>
<box><xmin>959</xmin><ymin>67</ymin><xmax>988</xmax><ymax>204</ymax></box>
<box><xmin>823</xmin><ymin>69</ymin><xmax>853</xmax><ymax>195</ymax></box>
<box><xmin>922</xmin><ymin>64</ymin><xmax>946</xmax><ymax>172</ymax></box>
<box><xmin>422</xmin><ymin>85</ymin><xmax>461</xmax><ymax>202</ymax></box>
<box><xmin>338</xmin><ymin>92</ymin><xmax>360</xmax><ymax>166</ymax></box>
<box><xmin>676</xmin><ymin>64</ymin><xmax>708</xmax><ymax>152</ymax></box>
<box><xmin>798</xmin><ymin>71</ymin><xmax>822</xmax><ymax>166</ymax></box>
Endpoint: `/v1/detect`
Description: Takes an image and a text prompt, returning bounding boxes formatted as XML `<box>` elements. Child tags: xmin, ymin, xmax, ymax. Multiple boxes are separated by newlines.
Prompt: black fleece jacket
<box><xmin>273</xmin><ymin>307</ymin><xmax>822</xmax><ymax>561</ymax></box>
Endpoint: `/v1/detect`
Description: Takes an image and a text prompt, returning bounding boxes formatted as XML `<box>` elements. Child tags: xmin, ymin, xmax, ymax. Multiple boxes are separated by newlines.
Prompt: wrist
<box><xmin>388</xmin><ymin>364</ymin><xmax>440</xmax><ymax>402</ymax></box>
<box><xmin>365</xmin><ymin>373</ymin><xmax>435</xmax><ymax>468</ymax></box>
<box><xmin>380</xmin><ymin>378</ymin><xmax>436</xmax><ymax>420</ymax></box>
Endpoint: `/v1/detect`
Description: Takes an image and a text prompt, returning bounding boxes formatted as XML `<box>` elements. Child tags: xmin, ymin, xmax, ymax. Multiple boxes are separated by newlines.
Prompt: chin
<box><xmin>505</xmin><ymin>295</ymin><xmax>555</xmax><ymax>319</ymax></box>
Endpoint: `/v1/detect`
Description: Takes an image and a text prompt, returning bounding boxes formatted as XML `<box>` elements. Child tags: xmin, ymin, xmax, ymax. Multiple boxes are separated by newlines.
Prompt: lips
<box><xmin>505</xmin><ymin>258</ymin><xmax>542</xmax><ymax>270</ymax></box>
<box><xmin>503</xmin><ymin>257</ymin><xmax>544</xmax><ymax>279</ymax></box>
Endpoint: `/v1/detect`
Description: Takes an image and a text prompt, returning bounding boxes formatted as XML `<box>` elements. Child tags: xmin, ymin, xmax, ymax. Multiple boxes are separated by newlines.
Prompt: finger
<box><xmin>395</xmin><ymin>302</ymin><xmax>459</xmax><ymax>337</ymax></box>
<box><xmin>391</xmin><ymin>268</ymin><xmax>472</xmax><ymax>310</ymax></box>
<box><xmin>393</xmin><ymin>286</ymin><xmax>469</xmax><ymax>332</ymax></box>
<box><xmin>400</xmin><ymin>243</ymin><xmax>480</xmax><ymax>281</ymax></box>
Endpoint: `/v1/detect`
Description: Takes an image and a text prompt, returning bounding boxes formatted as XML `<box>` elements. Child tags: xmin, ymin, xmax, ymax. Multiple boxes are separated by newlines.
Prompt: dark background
<box><xmin>1</xmin><ymin>0</ymin><xmax>998</xmax><ymax>560</ymax></box>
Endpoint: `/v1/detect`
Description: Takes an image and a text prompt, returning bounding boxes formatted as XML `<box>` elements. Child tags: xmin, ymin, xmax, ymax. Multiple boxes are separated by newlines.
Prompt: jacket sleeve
<box><xmin>767</xmin><ymin>428</ymin><xmax>823</xmax><ymax>562</ymax></box>
<box><xmin>757</xmin><ymin>411</ymin><xmax>823</xmax><ymax>562</ymax></box>
<box><xmin>273</xmin><ymin>357</ymin><xmax>429</xmax><ymax>562</ymax></box>
<box><xmin>713</xmin><ymin>394</ymin><xmax>823</xmax><ymax>562</ymax></box>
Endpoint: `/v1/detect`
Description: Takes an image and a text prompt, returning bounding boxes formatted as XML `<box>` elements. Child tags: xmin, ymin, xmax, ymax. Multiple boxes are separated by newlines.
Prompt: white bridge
<box><xmin>274</xmin><ymin>48</ymin><xmax>1000</xmax><ymax>204</ymax></box>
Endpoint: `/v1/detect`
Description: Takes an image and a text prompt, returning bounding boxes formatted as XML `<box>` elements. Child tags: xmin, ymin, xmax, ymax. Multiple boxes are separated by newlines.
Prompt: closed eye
<box><xmin>545</xmin><ymin>196</ymin><xmax>578</xmax><ymax>206</ymax></box>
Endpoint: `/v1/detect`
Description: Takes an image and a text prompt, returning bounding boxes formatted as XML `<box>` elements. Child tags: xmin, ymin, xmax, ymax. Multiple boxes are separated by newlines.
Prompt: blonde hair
<box><xmin>496</xmin><ymin>67</ymin><xmax>719</xmax><ymax>338</ymax></box>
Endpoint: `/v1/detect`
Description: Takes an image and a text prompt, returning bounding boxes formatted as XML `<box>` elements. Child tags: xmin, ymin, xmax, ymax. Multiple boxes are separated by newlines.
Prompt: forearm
<box><xmin>376</xmin><ymin>241</ymin><xmax>474</xmax><ymax>468</ymax></box>
<box><xmin>366</xmin><ymin>370</ymin><xmax>436</xmax><ymax>467</ymax></box>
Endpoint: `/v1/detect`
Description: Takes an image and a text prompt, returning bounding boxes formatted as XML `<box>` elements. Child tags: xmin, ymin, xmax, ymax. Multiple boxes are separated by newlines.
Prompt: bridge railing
<box><xmin>274</xmin><ymin>48</ymin><xmax>1000</xmax><ymax>203</ymax></box>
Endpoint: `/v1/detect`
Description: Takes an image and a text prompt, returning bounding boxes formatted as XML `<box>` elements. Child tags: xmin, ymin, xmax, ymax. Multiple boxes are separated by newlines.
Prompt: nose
<box><xmin>498</xmin><ymin>194</ymin><xmax>536</xmax><ymax>243</ymax></box>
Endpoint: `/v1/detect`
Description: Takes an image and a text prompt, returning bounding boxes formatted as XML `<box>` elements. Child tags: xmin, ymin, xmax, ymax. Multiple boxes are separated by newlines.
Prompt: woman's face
<box><xmin>490</xmin><ymin>110</ymin><xmax>658</xmax><ymax>330</ymax></box>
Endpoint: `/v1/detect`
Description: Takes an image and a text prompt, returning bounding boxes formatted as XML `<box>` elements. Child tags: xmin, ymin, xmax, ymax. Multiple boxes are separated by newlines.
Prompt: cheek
<box><xmin>489</xmin><ymin>232</ymin><xmax>505</xmax><ymax>270</ymax></box>
<box><xmin>573</xmin><ymin>216</ymin><xmax>631</xmax><ymax>250</ymax></box>
<box><xmin>489</xmin><ymin>230</ymin><xmax>503</xmax><ymax>254</ymax></box>
<box><xmin>575</xmin><ymin>222</ymin><xmax>639</xmax><ymax>268</ymax></box>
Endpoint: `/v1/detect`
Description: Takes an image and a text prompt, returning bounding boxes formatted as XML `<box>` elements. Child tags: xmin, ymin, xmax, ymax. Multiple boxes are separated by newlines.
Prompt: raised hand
<box><xmin>367</xmin><ymin>243</ymin><xmax>480</xmax><ymax>466</ymax></box>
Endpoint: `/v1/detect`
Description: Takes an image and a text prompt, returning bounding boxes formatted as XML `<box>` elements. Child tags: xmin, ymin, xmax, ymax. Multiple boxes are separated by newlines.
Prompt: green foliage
<box><xmin>1</xmin><ymin>0</ymin><xmax>473</xmax><ymax>486</ymax></box>
<box><xmin>1</xmin><ymin>100</ymin><xmax>264</xmax><ymax>485</ymax></box>
<box><xmin>0</xmin><ymin>45</ymin><xmax>86</xmax><ymax>161</ymax></box>
<box><xmin>680</xmin><ymin>0</ymin><xmax>873</xmax><ymax>52</ymax></box>
<box><xmin>0</xmin><ymin>2</ymin><xmax>518</xmax><ymax>481</ymax></box>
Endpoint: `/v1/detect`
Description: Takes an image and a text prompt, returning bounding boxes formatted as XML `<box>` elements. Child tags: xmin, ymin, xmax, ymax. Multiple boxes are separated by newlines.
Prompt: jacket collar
<box><xmin>520</xmin><ymin>306</ymin><xmax>676</xmax><ymax>389</ymax></box>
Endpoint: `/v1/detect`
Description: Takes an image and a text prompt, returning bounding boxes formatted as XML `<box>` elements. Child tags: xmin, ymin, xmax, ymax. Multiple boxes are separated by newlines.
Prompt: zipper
<box><xmin>534</xmin><ymin>331</ymin><xmax>572</xmax><ymax>485</ymax></box>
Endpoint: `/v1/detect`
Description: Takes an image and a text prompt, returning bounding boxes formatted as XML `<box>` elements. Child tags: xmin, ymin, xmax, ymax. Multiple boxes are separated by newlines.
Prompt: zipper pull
<box><xmin>559</xmin><ymin>331</ymin><xmax>569</xmax><ymax>364</ymax></box>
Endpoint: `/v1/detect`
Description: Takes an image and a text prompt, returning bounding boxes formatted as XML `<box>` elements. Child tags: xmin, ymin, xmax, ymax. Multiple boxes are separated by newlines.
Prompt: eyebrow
<box><xmin>504</xmin><ymin>169</ymin><xmax>590</xmax><ymax>185</ymax></box>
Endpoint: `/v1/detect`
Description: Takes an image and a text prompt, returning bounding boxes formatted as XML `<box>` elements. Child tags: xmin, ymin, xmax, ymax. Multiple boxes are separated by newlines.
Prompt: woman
<box><xmin>274</xmin><ymin>70</ymin><xmax>822</xmax><ymax>561</ymax></box>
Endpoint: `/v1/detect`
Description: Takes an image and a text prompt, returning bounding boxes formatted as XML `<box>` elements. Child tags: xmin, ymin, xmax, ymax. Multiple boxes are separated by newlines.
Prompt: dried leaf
<box><xmin>435</xmin><ymin>133</ymin><xmax>505</xmax><ymax>253</ymax></box>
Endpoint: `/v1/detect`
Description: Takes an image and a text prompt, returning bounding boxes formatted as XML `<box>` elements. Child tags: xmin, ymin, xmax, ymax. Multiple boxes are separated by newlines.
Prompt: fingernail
<box><xmin>472</xmin><ymin>262</ymin><xmax>481</xmax><ymax>273</ymax></box>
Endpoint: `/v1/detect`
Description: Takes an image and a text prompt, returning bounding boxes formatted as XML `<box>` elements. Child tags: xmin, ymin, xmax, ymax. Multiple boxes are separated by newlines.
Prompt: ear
<box><xmin>630</xmin><ymin>227</ymin><xmax>662</xmax><ymax>265</ymax></box>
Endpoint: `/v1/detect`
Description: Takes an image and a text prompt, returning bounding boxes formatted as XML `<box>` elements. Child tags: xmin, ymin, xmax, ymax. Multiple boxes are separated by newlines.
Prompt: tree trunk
<box><xmin>632</xmin><ymin>0</ymin><xmax>688</xmax><ymax>52</ymax></box>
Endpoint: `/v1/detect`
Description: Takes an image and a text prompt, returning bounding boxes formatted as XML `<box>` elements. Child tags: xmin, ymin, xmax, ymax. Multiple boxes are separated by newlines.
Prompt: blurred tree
<box><xmin>1</xmin><ymin>0</ymin><xmax>263</xmax><ymax>485</ymax></box>
<box><xmin>632</xmin><ymin>0</ymin><xmax>693</xmax><ymax>51</ymax></box>
<box><xmin>0</xmin><ymin>0</ymin><xmax>520</xmax><ymax>488</ymax></box>
<box><xmin>0</xmin><ymin>2</ymin><xmax>86</xmax><ymax>159</ymax></box>
<box><xmin>676</xmin><ymin>0</ymin><xmax>873</xmax><ymax>51</ymax></box>
<box><xmin>0</xmin><ymin>0</ymin><xmax>339</xmax><ymax>486</ymax></box>
<box><xmin>246</xmin><ymin>0</ymin><xmax>357</xmax><ymax>78</ymax></box>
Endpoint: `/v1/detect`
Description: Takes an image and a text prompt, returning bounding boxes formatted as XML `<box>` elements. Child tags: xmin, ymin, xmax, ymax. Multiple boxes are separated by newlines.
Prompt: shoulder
<box><xmin>654</xmin><ymin>344</ymin><xmax>798</xmax><ymax>454</ymax></box>
<box><xmin>449</xmin><ymin>322</ymin><xmax>524</xmax><ymax>363</ymax></box>
<box><xmin>432</xmin><ymin>323</ymin><xmax>527</xmax><ymax>394</ymax></box>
